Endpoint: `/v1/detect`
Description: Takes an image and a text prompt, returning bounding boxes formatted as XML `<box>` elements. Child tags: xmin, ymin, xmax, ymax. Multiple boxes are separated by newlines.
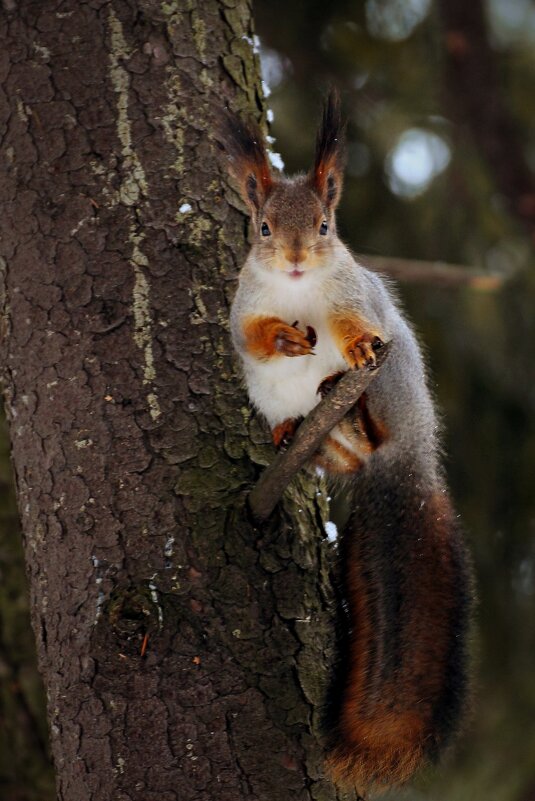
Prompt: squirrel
<box><xmin>219</xmin><ymin>91</ymin><xmax>474</xmax><ymax>796</ymax></box>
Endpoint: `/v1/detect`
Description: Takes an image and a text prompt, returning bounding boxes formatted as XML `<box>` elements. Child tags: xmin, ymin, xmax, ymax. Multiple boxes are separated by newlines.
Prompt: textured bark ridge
<box><xmin>0</xmin><ymin>2</ymin><xmax>351</xmax><ymax>800</ymax></box>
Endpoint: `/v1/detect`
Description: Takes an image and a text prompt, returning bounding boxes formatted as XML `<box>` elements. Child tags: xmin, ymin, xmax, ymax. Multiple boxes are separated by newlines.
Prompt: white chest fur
<box><xmin>240</xmin><ymin>271</ymin><xmax>348</xmax><ymax>427</ymax></box>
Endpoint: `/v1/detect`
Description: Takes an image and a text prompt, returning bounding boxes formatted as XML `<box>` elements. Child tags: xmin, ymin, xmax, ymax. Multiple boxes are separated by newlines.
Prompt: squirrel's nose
<box><xmin>284</xmin><ymin>248</ymin><xmax>307</xmax><ymax>265</ymax></box>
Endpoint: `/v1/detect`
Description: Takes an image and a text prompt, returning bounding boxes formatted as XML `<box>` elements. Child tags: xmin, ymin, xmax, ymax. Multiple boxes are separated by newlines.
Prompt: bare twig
<box><xmin>360</xmin><ymin>255</ymin><xmax>505</xmax><ymax>291</ymax></box>
<box><xmin>248</xmin><ymin>342</ymin><xmax>392</xmax><ymax>521</ymax></box>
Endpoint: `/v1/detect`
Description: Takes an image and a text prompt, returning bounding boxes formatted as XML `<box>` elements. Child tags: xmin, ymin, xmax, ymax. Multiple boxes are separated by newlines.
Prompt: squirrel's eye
<box><xmin>261</xmin><ymin>222</ymin><xmax>271</xmax><ymax>237</ymax></box>
<box><xmin>320</xmin><ymin>220</ymin><xmax>328</xmax><ymax>236</ymax></box>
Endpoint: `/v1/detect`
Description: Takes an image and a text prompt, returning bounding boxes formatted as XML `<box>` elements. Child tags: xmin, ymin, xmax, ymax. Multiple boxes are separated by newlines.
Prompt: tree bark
<box><xmin>0</xmin><ymin>2</ymin><xmax>348</xmax><ymax>800</ymax></box>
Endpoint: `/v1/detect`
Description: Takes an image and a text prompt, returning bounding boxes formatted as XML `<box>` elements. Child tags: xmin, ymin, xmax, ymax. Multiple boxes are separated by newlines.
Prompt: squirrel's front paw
<box><xmin>275</xmin><ymin>321</ymin><xmax>316</xmax><ymax>357</ymax></box>
<box><xmin>345</xmin><ymin>333</ymin><xmax>384</xmax><ymax>370</ymax></box>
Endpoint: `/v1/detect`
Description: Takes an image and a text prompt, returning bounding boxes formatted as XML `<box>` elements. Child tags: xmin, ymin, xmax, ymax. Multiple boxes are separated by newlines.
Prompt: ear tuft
<box><xmin>217</xmin><ymin>108</ymin><xmax>273</xmax><ymax>213</ymax></box>
<box><xmin>310</xmin><ymin>89</ymin><xmax>346</xmax><ymax>209</ymax></box>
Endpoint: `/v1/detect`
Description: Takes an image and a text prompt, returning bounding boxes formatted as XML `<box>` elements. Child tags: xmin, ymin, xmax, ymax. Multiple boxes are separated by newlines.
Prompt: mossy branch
<box><xmin>248</xmin><ymin>342</ymin><xmax>392</xmax><ymax>521</ymax></box>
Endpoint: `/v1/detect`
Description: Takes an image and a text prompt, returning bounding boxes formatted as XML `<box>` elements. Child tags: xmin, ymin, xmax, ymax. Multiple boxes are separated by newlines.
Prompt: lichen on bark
<box><xmin>0</xmin><ymin>2</ymin><xmax>350</xmax><ymax>799</ymax></box>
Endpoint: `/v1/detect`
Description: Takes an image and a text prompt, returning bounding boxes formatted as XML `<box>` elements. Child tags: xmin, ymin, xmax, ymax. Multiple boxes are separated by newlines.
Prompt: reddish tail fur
<box><xmin>326</xmin><ymin>460</ymin><xmax>474</xmax><ymax>793</ymax></box>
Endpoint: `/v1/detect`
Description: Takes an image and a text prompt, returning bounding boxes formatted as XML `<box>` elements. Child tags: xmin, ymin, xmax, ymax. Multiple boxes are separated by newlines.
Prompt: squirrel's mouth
<box><xmin>287</xmin><ymin>268</ymin><xmax>305</xmax><ymax>279</ymax></box>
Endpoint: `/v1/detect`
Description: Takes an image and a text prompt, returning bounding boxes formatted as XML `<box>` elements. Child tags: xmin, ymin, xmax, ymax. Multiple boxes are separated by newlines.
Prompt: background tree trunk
<box><xmin>0</xmin><ymin>2</ymin><xmax>346</xmax><ymax>800</ymax></box>
<box><xmin>0</xmin><ymin>414</ymin><xmax>54</xmax><ymax>800</ymax></box>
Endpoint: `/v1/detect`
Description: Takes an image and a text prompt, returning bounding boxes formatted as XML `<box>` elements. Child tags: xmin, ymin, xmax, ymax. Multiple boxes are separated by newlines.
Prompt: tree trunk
<box><xmin>0</xmin><ymin>2</ymin><xmax>347</xmax><ymax>799</ymax></box>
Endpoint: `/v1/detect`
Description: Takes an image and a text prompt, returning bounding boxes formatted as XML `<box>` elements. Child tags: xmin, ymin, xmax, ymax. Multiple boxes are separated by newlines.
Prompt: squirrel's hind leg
<box><xmin>271</xmin><ymin>417</ymin><xmax>302</xmax><ymax>450</ymax></box>
<box><xmin>313</xmin><ymin>397</ymin><xmax>388</xmax><ymax>475</ymax></box>
<box><xmin>318</xmin><ymin>370</ymin><xmax>347</xmax><ymax>398</ymax></box>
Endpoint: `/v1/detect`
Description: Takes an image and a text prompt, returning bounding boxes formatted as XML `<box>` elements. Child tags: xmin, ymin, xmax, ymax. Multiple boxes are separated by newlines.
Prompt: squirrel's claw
<box><xmin>305</xmin><ymin>325</ymin><xmax>317</xmax><ymax>348</ymax></box>
<box><xmin>275</xmin><ymin>322</ymin><xmax>316</xmax><ymax>357</ymax></box>
<box><xmin>345</xmin><ymin>333</ymin><xmax>384</xmax><ymax>370</ymax></box>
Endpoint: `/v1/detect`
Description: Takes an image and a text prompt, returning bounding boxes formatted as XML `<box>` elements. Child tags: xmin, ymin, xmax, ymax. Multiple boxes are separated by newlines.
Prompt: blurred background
<box><xmin>1</xmin><ymin>0</ymin><xmax>534</xmax><ymax>798</ymax></box>
<box><xmin>254</xmin><ymin>0</ymin><xmax>535</xmax><ymax>798</ymax></box>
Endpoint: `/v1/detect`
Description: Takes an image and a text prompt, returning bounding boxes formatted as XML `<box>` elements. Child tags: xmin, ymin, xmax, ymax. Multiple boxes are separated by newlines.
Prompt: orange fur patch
<box><xmin>329</xmin><ymin>315</ymin><xmax>384</xmax><ymax>369</ymax></box>
<box><xmin>242</xmin><ymin>316</ymin><xmax>287</xmax><ymax>360</ymax></box>
<box><xmin>338</xmin><ymin>415</ymin><xmax>374</xmax><ymax>456</ymax></box>
<box><xmin>313</xmin><ymin>433</ymin><xmax>363</xmax><ymax>474</ymax></box>
<box><xmin>271</xmin><ymin>418</ymin><xmax>299</xmax><ymax>448</ymax></box>
<box><xmin>243</xmin><ymin>316</ymin><xmax>313</xmax><ymax>360</ymax></box>
<box><xmin>314</xmin><ymin>402</ymin><xmax>387</xmax><ymax>476</ymax></box>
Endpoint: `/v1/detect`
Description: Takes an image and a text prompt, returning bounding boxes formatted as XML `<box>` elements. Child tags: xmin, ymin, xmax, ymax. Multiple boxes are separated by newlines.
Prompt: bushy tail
<box><xmin>326</xmin><ymin>459</ymin><xmax>474</xmax><ymax>794</ymax></box>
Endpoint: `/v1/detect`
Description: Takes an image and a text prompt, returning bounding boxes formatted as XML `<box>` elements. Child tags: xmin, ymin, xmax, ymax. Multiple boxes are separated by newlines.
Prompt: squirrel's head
<box><xmin>219</xmin><ymin>91</ymin><xmax>346</xmax><ymax>279</ymax></box>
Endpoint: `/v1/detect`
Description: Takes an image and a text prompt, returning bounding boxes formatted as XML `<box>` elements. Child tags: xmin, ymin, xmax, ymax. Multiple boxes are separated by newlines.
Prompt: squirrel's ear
<box><xmin>217</xmin><ymin>109</ymin><xmax>273</xmax><ymax>213</ymax></box>
<box><xmin>309</xmin><ymin>89</ymin><xmax>346</xmax><ymax>210</ymax></box>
